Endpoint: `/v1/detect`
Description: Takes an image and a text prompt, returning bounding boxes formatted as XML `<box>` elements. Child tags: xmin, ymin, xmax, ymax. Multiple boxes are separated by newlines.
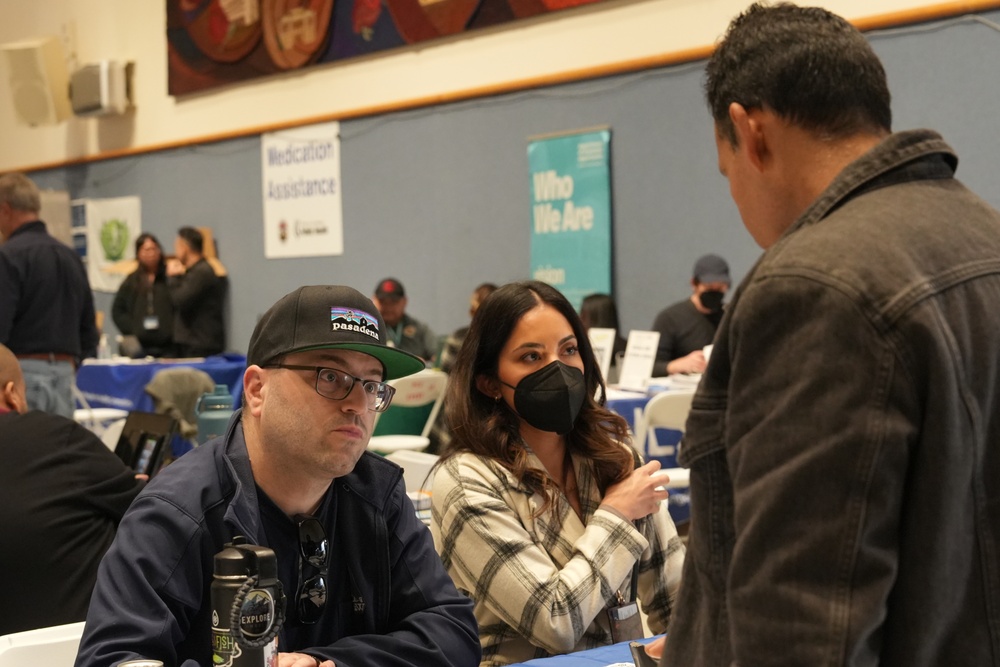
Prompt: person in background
<box><xmin>432</xmin><ymin>280</ymin><xmax>684</xmax><ymax>666</ymax></box>
<box><xmin>428</xmin><ymin>282</ymin><xmax>497</xmax><ymax>453</ymax></box>
<box><xmin>166</xmin><ymin>226</ymin><xmax>226</xmax><ymax>357</ymax></box>
<box><xmin>657</xmin><ymin>4</ymin><xmax>1000</xmax><ymax>667</ymax></box>
<box><xmin>579</xmin><ymin>293</ymin><xmax>627</xmax><ymax>369</ymax></box>
<box><xmin>0</xmin><ymin>343</ymin><xmax>145</xmax><ymax>636</ymax></box>
<box><xmin>112</xmin><ymin>233</ymin><xmax>174</xmax><ymax>357</ymax></box>
<box><xmin>0</xmin><ymin>172</ymin><xmax>99</xmax><ymax>417</ymax></box>
<box><xmin>372</xmin><ymin>277</ymin><xmax>438</xmax><ymax>362</ymax></box>
<box><xmin>75</xmin><ymin>285</ymin><xmax>480</xmax><ymax>667</ymax></box>
<box><xmin>437</xmin><ymin>282</ymin><xmax>498</xmax><ymax>375</ymax></box>
<box><xmin>649</xmin><ymin>253</ymin><xmax>730</xmax><ymax>376</ymax></box>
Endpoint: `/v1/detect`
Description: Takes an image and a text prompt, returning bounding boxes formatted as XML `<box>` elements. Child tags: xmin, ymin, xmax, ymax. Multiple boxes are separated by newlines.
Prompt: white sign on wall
<box><xmin>71</xmin><ymin>196</ymin><xmax>142</xmax><ymax>293</ymax></box>
<box><xmin>261</xmin><ymin>121</ymin><xmax>343</xmax><ymax>259</ymax></box>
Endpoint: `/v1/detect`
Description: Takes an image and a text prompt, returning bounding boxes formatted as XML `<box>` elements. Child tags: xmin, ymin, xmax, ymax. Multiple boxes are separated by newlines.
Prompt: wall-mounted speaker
<box><xmin>70</xmin><ymin>60</ymin><xmax>132</xmax><ymax>116</ymax></box>
<box><xmin>1</xmin><ymin>36</ymin><xmax>71</xmax><ymax>126</ymax></box>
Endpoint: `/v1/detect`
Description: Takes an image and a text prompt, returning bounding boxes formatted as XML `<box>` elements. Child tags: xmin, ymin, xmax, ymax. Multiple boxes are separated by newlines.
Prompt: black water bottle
<box><xmin>211</xmin><ymin>536</ymin><xmax>285</xmax><ymax>667</ymax></box>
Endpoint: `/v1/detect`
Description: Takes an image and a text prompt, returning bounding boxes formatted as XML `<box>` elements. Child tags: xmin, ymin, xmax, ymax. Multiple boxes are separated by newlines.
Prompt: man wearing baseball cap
<box><xmin>649</xmin><ymin>253</ymin><xmax>731</xmax><ymax>375</ymax></box>
<box><xmin>372</xmin><ymin>277</ymin><xmax>439</xmax><ymax>362</ymax></box>
<box><xmin>76</xmin><ymin>286</ymin><xmax>480</xmax><ymax>667</ymax></box>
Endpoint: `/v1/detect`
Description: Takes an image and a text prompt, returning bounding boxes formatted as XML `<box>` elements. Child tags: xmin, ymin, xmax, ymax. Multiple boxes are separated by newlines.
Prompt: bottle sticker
<box><xmin>240</xmin><ymin>589</ymin><xmax>276</xmax><ymax>638</ymax></box>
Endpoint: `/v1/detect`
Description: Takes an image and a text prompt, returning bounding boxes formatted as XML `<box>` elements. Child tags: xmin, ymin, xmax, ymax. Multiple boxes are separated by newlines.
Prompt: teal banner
<box><xmin>527</xmin><ymin>129</ymin><xmax>612</xmax><ymax>309</ymax></box>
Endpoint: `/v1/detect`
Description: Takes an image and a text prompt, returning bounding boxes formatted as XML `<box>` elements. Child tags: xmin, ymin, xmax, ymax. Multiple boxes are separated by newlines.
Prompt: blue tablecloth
<box><xmin>606</xmin><ymin>389</ymin><xmax>689</xmax><ymax>525</ymax></box>
<box><xmin>508</xmin><ymin>636</ymin><xmax>660</xmax><ymax>667</ymax></box>
<box><xmin>76</xmin><ymin>354</ymin><xmax>246</xmax><ymax>413</ymax></box>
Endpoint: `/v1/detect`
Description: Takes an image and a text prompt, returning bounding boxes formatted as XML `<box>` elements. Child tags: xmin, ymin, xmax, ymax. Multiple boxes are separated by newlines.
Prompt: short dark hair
<box><xmin>706</xmin><ymin>2</ymin><xmax>891</xmax><ymax>145</ymax></box>
<box><xmin>442</xmin><ymin>281</ymin><xmax>633</xmax><ymax>513</ymax></box>
<box><xmin>579</xmin><ymin>293</ymin><xmax>620</xmax><ymax>331</ymax></box>
<box><xmin>177</xmin><ymin>226</ymin><xmax>203</xmax><ymax>254</ymax></box>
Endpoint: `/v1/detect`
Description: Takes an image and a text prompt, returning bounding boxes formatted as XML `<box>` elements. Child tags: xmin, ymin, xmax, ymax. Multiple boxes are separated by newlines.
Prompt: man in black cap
<box><xmin>372</xmin><ymin>277</ymin><xmax>439</xmax><ymax>362</ymax></box>
<box><xmin>76</xmin><ymin>285</ymin><xmax>480</xmax><ymax>667</ymax></box>
<box><xmin>649</xmin><ymin>253</ymin><xmax>730</xmax><ymax>375</ymax></box>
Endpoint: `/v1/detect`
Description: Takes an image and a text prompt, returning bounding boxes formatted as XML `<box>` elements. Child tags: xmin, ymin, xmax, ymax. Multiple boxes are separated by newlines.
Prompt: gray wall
<box><xmin>30</xmin><ymin>10</ymin><xmax>1000</xmax><ymax>356</ymax></box>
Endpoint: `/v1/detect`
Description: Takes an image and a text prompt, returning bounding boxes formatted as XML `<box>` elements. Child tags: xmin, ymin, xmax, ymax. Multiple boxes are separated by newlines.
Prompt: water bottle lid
<box><xmin>214</xmin><ymin>544</ymin><xmax>249</xmax><ymax>577</ymax></box>
<box><xmin>199</xmin><ymin>384</ymin><xmax>234</xmax><ymax>411</ymax></box>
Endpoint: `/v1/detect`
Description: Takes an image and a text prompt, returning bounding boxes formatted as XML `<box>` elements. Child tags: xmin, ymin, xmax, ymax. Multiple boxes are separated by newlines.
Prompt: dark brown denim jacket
<box><xmin>663</xmin><ymin>130</ymin><xmax>1000</xmax><ymax>667</ymax></box>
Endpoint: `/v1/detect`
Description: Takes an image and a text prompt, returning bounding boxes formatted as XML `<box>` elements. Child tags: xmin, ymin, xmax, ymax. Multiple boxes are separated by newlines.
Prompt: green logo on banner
<box><xmin>100</xmin><ymin>218</ymin><xmax>129</xmax><ymax>261</ymax></box>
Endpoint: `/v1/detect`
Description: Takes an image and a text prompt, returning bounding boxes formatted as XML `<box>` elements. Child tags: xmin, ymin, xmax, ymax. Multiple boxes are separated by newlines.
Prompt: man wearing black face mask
<box><xmin>650</xmin><ymin>253</ymin><xmax>730</xmax><ymax>376</ymax></box>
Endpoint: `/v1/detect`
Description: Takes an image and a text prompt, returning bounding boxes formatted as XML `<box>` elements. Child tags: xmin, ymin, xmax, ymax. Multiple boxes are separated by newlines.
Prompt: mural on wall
<box><xmin>167</xmin><ymin>0</ymin><xmax>609</xmax><ymax>95</ymax></box>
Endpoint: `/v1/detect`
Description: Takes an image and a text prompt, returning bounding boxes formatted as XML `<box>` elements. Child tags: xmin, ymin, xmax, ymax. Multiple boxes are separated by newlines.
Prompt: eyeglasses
<box><xmin>266</xmin><ymin>364</ymin><xmax>395</xmax><ymax>412</ymax></box>
<box><xmin>295</xmin><ymin>514</ymin><xmax>329</xmax><ymax>624</ymax></box>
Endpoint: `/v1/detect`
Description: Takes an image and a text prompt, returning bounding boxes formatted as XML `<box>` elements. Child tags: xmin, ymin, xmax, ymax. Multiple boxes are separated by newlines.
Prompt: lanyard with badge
<box><xmin>142</xmin><ymin>285</ymin><xmax>160</xmax><ymax>331</ymax></box>
<box><xmin>606</xmin><ymin>548</ymin><xmax>645</xmax><ymax>643</ymax></box>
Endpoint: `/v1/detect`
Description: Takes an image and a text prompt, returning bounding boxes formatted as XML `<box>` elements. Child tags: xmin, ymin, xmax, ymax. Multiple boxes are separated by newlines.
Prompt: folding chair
<box><xmin>367</xmin><ymin>370</ymin><xmax>448</xmax><ymax>454</ymax></box>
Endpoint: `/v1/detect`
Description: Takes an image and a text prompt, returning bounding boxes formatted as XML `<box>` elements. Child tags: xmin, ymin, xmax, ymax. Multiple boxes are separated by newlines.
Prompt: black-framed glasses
<box><xmin>266</xmin><ymin>364</ymin><xmax>396</xmax><ymax>412</ymax></box>
<box><xmin>295</xmin><ymin>514</ymin><xmax>329</xmax><ymax>625</ymax></box>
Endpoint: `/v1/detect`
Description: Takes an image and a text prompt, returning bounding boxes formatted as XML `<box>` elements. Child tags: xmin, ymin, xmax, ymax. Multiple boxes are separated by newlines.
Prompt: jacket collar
<box><xmin>786</xmin><ymin>129</ymin><xmax>957</xmax><ymax>241</ymax></box>
<box><xmin>221</xmin><ymin>410</ymin><xmax>264</xmax><ymax>541</ymax></box>
<box><xmin>7</xmin><ymin>220</ymin><xmax>46</xmax><ymax>239</ymax></box>
<box><xmin>221</xmin><ymin>410</ymin><xmax>403</xmax><ymax>537</ymax></box>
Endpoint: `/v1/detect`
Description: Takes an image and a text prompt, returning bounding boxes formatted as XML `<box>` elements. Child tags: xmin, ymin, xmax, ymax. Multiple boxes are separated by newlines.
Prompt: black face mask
<box><xmin>699</xmin><ymin>289</ymin><xmax>725</xmax><ymax>313</ymax></box>
<box><xmin>501</xmin><ymin>361</ymin><xmax>586</xmax><ymax>435</ymax></box>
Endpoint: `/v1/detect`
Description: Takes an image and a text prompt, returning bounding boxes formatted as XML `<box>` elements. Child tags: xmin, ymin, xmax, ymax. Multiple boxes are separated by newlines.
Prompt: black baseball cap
<box><xmin>247</xmin><ymin>285</ymin><xmax>424</xmax><ymax>380</ymax></box>
<box><xmin>374</xmin><ymin>278</ymin><xmax>405</xmax><ymax>300</ymax></box>
<box><xmin>693</xmin><ymin>254</ymin><xmax>731</xmax><ymax>285</ymax></box>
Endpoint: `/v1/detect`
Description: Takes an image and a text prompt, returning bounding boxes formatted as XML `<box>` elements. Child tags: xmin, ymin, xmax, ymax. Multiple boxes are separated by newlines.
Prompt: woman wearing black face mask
<box><xmin>430</xmin><ymin>281</ymin><xmax>685</xmax><ymax>666</ymax></box>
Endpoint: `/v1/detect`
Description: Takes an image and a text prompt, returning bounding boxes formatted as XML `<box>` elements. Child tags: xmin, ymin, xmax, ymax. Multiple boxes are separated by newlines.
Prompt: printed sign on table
<box><xmin>617</xmin><ymin>330</ymin><xmax>661</xmax><ymax>392</ymax></box>
<box><xmin>262</xmin><ymin>121</ymin><xmax>343</xmax><ymax>258</ymax></box>
<box><xmin>527</xmin><ymin>128</ymin><xmax>612</xmax><ymax>309</ymax></box>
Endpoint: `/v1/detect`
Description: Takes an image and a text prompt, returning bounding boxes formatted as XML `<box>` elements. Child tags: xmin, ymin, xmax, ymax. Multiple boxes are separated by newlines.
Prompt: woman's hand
<box><xmin>601</xmin><ymin>461</ymin><xmax>670</xmax><ymax>521</ymax></box>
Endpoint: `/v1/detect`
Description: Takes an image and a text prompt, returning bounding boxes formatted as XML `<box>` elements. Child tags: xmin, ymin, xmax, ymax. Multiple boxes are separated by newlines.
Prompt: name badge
<box><xmin>143</xmin><ymin>315</ymin><xmax>160</xmax><ymax>330</ymax></box>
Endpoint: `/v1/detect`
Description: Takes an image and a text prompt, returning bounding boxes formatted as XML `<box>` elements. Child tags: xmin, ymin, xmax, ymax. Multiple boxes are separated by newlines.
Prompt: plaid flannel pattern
<box><xmin>431</xmin><ymin>449</ymin><xmax>685</xmax><ymax>666</ymax></box>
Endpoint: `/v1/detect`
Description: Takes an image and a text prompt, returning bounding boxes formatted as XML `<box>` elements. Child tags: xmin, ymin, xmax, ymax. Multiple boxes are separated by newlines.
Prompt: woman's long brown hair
<box><xmin>441</xmin><ymin>281</ymin><xmax>633</xmax><ymax>512</ymax></box>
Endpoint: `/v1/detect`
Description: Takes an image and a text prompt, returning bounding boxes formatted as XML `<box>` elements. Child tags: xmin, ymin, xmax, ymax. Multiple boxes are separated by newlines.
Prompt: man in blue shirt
<box><xmin>76</xmin><ymin>285</ymin><xmax>480</xmax><ymax>667</ymax></box>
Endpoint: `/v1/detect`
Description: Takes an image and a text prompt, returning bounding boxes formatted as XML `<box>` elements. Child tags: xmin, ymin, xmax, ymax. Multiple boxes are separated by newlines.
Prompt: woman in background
<box><xmin>428</xmin><ymin>282</ymin><xmax>498</xmax><ymax>453</ymax></box>
<box><xmin>431</xmin><ymin>280</ymin><xmax>684</xmax><ymax>666</ymax></box>
<box><xmin>112</xmin><ymin>233</ymin><xmax>174</xmax><ymax>357</ymax></box>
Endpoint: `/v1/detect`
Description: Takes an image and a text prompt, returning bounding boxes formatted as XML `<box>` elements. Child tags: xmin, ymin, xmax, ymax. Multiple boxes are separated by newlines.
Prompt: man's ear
<box><xmin>729</xmin><ymin>102</ymin><xmax>769</xmax><ymax>173</ymax></box>
<box><xmin>475</xmin><ymin>374</ymin><xmax>500</xmax><ymax>400</ymax></box>
<box><xmin>242</xmin><ymin>366</ymin><xmax>266</xmax><ymax>417</ymax></box>
<box><xmin>1</xmin><ymin>380</ymin><xmax>25</xmax><ymax>414</ymax></box>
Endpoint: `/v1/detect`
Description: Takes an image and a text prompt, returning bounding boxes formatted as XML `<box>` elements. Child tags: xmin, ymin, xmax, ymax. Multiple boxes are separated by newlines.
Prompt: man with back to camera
<box><xmin>0</xmin><ymin>172</ymin><xmax>99</xmax><ymax>417</ymax></box>
<box><xmin>650</xmin><ymin>253</ymin><xmax>730</xmax><ymax>376</ymax></box>
<box><xmin>0</xmin><ymin>343</ymin><xmax>145</xmax><ymax>636</ymax></box>
<box><xmin>75</xmin><ymin>285</ymin><xmax>480</xmax><ymax>667</ymax></box>
<box><xmin>167</xmin><ymin>226</ymin><xmax>227</xmax><ymax>357</ymax></box>
<box><xmin>372</xmin><ymin>277</ymin><xmax>438</xmax><ymax>362</ymax></box>
<box><xmin>655</xmin><ymin>4</ymin><xmax>1000</xmax><ymax>666</ymax></box>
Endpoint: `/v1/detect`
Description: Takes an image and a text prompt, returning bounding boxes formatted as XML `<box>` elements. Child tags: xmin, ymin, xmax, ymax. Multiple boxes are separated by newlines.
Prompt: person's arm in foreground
<box><xmin>434</xmin><ymin>456</ymin><xmax>656</xmax><ymax>654</ymax></box>
<box><xmin>74</xmin><ymin>492</ymin><xmax>211</xmax><ymax>667</ymax></box>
